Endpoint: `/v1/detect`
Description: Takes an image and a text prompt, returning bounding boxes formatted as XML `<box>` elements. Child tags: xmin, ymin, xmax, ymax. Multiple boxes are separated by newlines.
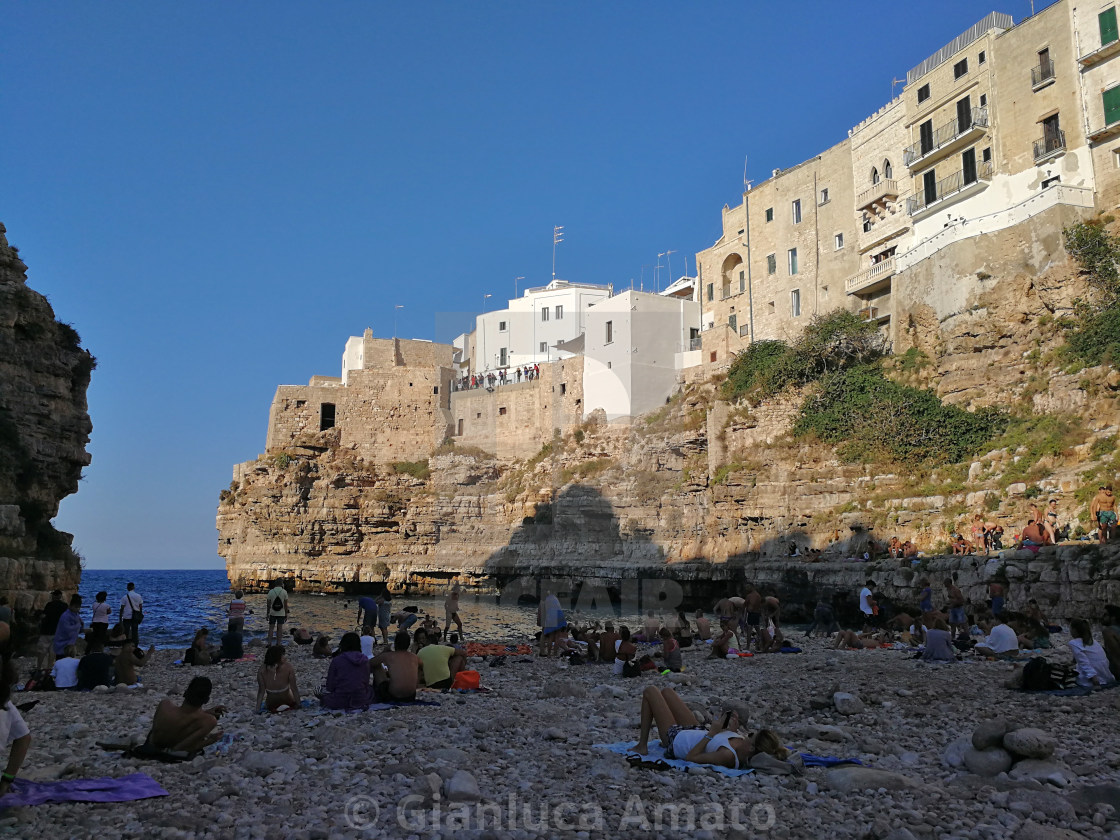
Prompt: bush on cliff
<box><xmin>722</xmin><ymin>309</ymin><xmax>885</xmax><ymax>402</ymax></box>
<box><xmin>1062</xmin><ymin>220</ymin><xmax>1120</xmax><ymax>366</ymax></box>
<box><xmin>794</xmin><ymin>364</ymin><xmax>1007</xmax><ymax>465</ymax></box>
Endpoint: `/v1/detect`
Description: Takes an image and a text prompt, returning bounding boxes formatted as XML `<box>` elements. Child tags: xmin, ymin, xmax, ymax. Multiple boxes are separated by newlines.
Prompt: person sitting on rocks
<box><xmin>312</xmin><ymin>635</ymin><xmax>332</xmax><ymax>659</ymax></box>
<box><xmin>51</xmin><ymin>644</ymin><xmax>80</xmax><ymax>690</ymax></box>
<box><xmin>1013</xmin><ymin>616</ymin><xmax>1051</xmax><ymax>650</ymax></box>
<box><xmin>597</xmin><ymin>623</ymin><xmax>618</xmax><ymax>664</ymax></box>
<box><xmin>371</xmin><ymin>631</ymin><xmax>421</xmax><ymax>702</ymax></box>
<box><xmin>289</xmin><ymin>627</ymin><xmax>314</xmax><ymax>646</ymax></box>
<box><xmin>146</xmin><ymin>676</ymin><xmax>225</xmax><ymax>754</ymax></box>
<box><xmin>1015</xmin><ymin>519</ymin><xmax>1048</xmax><ymax>552</ymax></box>
<box><xmin>319</xmin><ymin>632</ymin><xmax>372</xmax><ymax>710</ymax></box>
<box><xmin>658</xmin><ymin>628</ymin><xmax>682</xmax><ymax>672</ymax></box>
<box><xmin>755</xmin><ymin>623</ymin><xmax>785</xmax><ymax>653</ymax></box>
<box><xmin>77</xmin><ymin>640</ymin><xmax>116</xmax><ymax>690</ymax></box>
<box><xmin>708</xmin><ymin>627</ymin><xmax>735</xmax><ymax>659</ymax></box>
<box><xmin>921</xmin><ymin>619</ymin><xmax>956</xmax><ymax>663</ymax></box>
<box><xmin>888</xmin><ymin>536</ymin><xmax>901</xmax><ymax>558</ymax></box>
<box><xmin>219</xmin><ymin>624</ymin><xmax>244</xmax><ymax>662</ymax></box>
<box><xmin>417</xmin><ymin>635</ymin><xmax>466</xmax><ymax>691</ymax></box>
<box><xmin>950</xmin><ymin>533</ymin><xmax>973</xmax><ymax>556</ymax></box>
<box><xmin>1066</xmin><ymin>618</ymin><xmax>1116</xmax><ymax>687</ymax></box>
<box><xmin>184</xmin><ymin>628</ymin><xmax>215</xmax><ymax>666</ymax></box>
<box><xmin>693</xmin><ymin>610</ymin><xmax>711</xmax><ymax>642</ymax></box>
<box><xmin>114</xmin><ymin>641</ymin><xmax>153</xmax><ymax>686</ymax></box>
<box><xmin>901</xmin><ymin>540</ymin><xmax>918</xmax><ymax>559</ymax></box>
<box><xmin>613</xmin><ymin>626</ymin><xmax>636</xmax><ymax>674</ymax></box>
<box><xmin>674</xmin><ymin>613</ymin><xmax>693</xmax><ymax>649</ymax></box>
<box><xmin>640</xmin><ymin>611</ymin><xmax>661</xmax><ymax>643</ymax></box>
<box><xmin>631</xmin><ymin>686</ymin><xmax>787</xmax><ymax>769</ymax></box>
<box><xmin>974</xmin><ymin>614</ymin><xmax>1019</xmax><ymax>659</ymax></box>
<box><xmin>256</xmin><ymin>645</ymin><xmax>300</xmax><ymax>712</ymax></box>
<box><xmin>410</xmin><ymin>628</ymin><xmax>430</xmax><ymax>655</ymax></box>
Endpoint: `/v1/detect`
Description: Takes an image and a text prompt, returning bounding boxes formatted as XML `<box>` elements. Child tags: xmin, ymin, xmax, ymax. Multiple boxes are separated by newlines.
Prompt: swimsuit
<box><xmin>1099</xmin><ymin>510</ymin><xmax>1117</xmax><ymax>526</ymax></box>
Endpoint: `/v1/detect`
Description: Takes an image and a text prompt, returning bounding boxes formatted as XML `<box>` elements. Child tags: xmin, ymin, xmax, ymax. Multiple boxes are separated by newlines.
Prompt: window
<box><xmin>765</xmin><ymin>207</ymin><xmax>774</xmax><ymax>222</ymax></box>
<box><xmin>499</xmin><ymin>407</ymin><xmax>507</xmax><ymax>416</ymax></box>
<box><xmin>788</xmin><ymin>248</ymin><xmax>799</xmax><ymax>275</ymax></box>
<box><xmin>883</xmin><ymin>159</ymin><xmax>892</xmax><ymax>179</ymax></box>
<box><xmin>871</xmin><ymin>166</ymin><xmax>879</xmax><ymax>184</ymax></box>
<box><xmin>1101</xmin><ymin>7</ymin><xmax>1118</xmax><ymax>48</ymax></box>
<box><xmin>791</xmin><ymin>289</ymin><xmax>801</xmax><ymax>318</ymax></box>
<box><xmin>539</xmin><ymin>342</ymin><xmax>547</xmax><ymax>353</ymax></box>
<box><xmin>709</xmin><ymin>352</ymin><xmax>717</xmax><ymax>363</ymax></box>
<box><xmin>554</xmin><ymin>305</ymin><xmax>563</xmax><ymax>320</ymax></box>
<box><xmin>295</xmin><ymin>400</ymin><xmax>306</xmax><ymax>407</ymax></box>
<box><xmin>499</xmin><ymin>320</ymin><xmax>507</xmax><ymax>332</ymax></box>
<box><xmin>962</xmin><ymin>147</ymin><xmax>977</xmax><ymax>185</ymax></box>
<box><xmin>320</xmin><ymin>403</ymin><xmax>336</xmax><ymax>431</ymax></box>
<box><xmin>792</xmin><ymin>199</ymin><xmax>802</xmax><ymax>224</ymax></box>
<box><xmin>978</xmin><ymin>50</ymin><xmax>986</xmax><ymax>64</ymax></box>
<box><xmin>476</xmin><ymin>412</ymin><xmax>481</xmax><ymax>419</ymax></box>
<box><xmin>605</xmin><ymin>320</ymin><xmax>613</xmax><ymax>343</ymax></box>
<box><xmin>728</xmin><ymin>313</ymin><xmax>737</xmax><ymax>332</ymax></box>
<box><xmin>819</xmin><ymin>187</ymin><xmax>829</xmax><ymax>204</ymax></box>
<box><xmin>919</xmin><ymin>119</ymin><xmax>934</xmax><ymax>155</ymax></box>
<box><xmin>1038</xmin><ymin>48</ymin><xmax>1051</xmax><ymax>80</ymax></box>
<box><xmin>433</xmin><ymin>386</ymin><xmax>439</xmax><ymax>395</ymax></box>
<box><xmin>457</xmin><ymin>419</ymin><xmax>463</xmax><ymax>436</ymax></box>
<box><xmin>954</xmin><ymin>58</ymin><xmax>968</xmax><ymax>79</ymax></box>
<box><xmin>917</xmin><ymin>83</ymin><xmax>930</xmax><ymax>103</ymax></box>
<box><xmin>1114</xmin><ymin>149</ymin><xmax>1120</xmax><ymax>168</ymax></box>
<box><xmin>956</xmin><ymin>95</ymin><xmax>972</xmax><ymax>131</ymax></box>
<box><xmin>706</xmin><ymin>283</ymin><xmax>714</xmax><ymax>302</ymax></box>
<box><xmin>1042</xmin><ymin>175</ymin><xmax>1061</xmax><ymax>188</ymax></box>
<box><xmin>1105</xmin><ymin>85</ymin><xmax>1120</xmax><ymax>127</ymax></box>
<box><xmin>499</xmin><ymin>347</ymin><xmax>508</xmax><ymax>366</ymax></box>
<box><xmin>766</xmin><ymin>254</ymin><xmax>776</xmax><ymax>274</ymax></box>
<box><xmin>923</xmin><ymin>169</ymin><xmax>937</xmax><ymax>205</ymax></box>
<box><xmin>739</xmin><ymin>269</ymin><xmax>745</xmax><ymax>293</ymax></box>
<box><xmin>863</xmin><ymin>217</ymin><xmax>872</xmax><ymax>233</ymax></box>
<box><xmin>560</xmin><ymin>383</ymin><xmax>566</xmax><ymax>395</ymax></box>
<box><xmin>982</xmin><ymin>146</ymin><xmax>992</xmax><ymax>163</ymax></box>
<box><xmin>1042</xmin><ymin>113</ymin><xmax>1062</xmax><ymax>153</ymax></box>
<box><xmin>541</xmin><ymin>307</ymin><xmax>549</xmax><ymax>322</ymax></box>
<box><xmin>979</xmin><ymin>93</ymin><xmax>987</xmax><ymax>108</ymax></box>
<box><xmin>834</xmin><ymin>233</ymin><xmax>844</xmax><ymax>250</ymax></box>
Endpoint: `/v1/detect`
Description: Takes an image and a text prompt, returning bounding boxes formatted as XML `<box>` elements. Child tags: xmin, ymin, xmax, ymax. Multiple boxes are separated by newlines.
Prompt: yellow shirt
<box><xmin>418</xmin><ymin>645</ymin><xmax>454</xmax><ymax>685</ymax></box>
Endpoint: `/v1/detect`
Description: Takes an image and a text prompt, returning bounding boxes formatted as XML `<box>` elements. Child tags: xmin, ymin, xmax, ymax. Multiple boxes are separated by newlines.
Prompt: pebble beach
<box><xmin>4</xmin><ymin>632</ymin><xmax>1120</xmax><ymax>840</ymax></box>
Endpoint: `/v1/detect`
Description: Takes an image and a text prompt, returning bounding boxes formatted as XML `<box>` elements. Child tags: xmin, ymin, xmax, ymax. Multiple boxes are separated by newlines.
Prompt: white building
<box><xmin>583</xmin><ymin>291</ymin><xmax>700</xmax><ymax>424</ymax></box>
<box><xmin>470</xmin><ymin>279</ymin><xmax>612</xmax><ymax>374</ymax></box>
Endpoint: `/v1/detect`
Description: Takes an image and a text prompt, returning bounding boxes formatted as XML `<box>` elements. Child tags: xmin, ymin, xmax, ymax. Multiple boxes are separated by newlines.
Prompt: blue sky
<box><xmin>2</xmin><ymin>2</ymin><xmax>1052</xmax><ymax>569</ymax></box>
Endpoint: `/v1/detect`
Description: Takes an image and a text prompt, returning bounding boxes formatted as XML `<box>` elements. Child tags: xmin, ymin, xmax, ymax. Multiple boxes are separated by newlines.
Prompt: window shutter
<box><xmin>1101</xmin><ymin>7</ymin><xmax>1118</xmax><ymax>47</ymax></box>
<box><xmin>1105</xmin><ymin>86</ymin><xmax>1120</xmax><ymax>127</ymax></box>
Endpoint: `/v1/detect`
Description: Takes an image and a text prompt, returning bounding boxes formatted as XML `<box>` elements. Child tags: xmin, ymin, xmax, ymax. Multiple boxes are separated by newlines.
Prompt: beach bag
<box><xmin>1022</xmin><ymin>657</ymin><xmax>1052</xmax><ymax>691</ymax></box>
<box><xmin>621</xmin><ymin>660</ymin><xmax>642</xmax><ymax>678</ymax></box>
<box><xmin>450</xmin><ymin>670</ymin><xmax>481</xmax><ymax>691</ymax></box>
<box><xmin>127</xmin><ymin>594</ymin><xmax>143</xmax><ymax>624</ymax></box>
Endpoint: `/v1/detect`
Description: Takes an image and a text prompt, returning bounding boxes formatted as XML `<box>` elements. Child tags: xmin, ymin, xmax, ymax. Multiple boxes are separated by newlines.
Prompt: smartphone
<box><xmin>721</xmin><ymin>710</ymin><xmax>733</xmax><ymax>728</ymax></box>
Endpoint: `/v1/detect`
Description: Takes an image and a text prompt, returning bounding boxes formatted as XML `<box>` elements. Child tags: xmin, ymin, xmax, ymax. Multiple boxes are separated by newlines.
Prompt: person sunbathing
<box><xmin>255</xmin><ymin>645</ymin><xmax>300</xmax><ymax>712</ymax></box>
<box><xmin>631</xmin><ymin>686</ymin><xmax>786</xmax><ymax>769</ymax></box>
<box><xmin>146</xmin><ymin>676</ymin><xmax>225</xmax><ymax>753</ymax></box>
<box><xmin>289</xmin><ymin>627</ymin><xmax>314</xmax><ymax>645</ymax></box>
<box><xmin>371</xmin><ymin>631</ymin><xmax>421</xmax><ymax>702</ymax></box>
<box><xmin>834</xmin><ymin>630</ymin><xmax>870</xmax><ymax>650</ymax></box>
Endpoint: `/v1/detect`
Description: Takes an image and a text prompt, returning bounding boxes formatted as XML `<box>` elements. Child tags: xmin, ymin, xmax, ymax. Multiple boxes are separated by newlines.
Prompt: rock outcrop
<box><xmin>0</xmin><ymin>222</ymin><xmax>94</xmax><ymax>631</ymax></box>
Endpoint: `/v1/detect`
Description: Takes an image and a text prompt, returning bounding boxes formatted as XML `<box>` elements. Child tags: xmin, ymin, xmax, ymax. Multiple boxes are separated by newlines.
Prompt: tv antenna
<box><xmin>743</xmin><ymin>155</ymin><xmax>752</xmax><ymax>192</ymax></box>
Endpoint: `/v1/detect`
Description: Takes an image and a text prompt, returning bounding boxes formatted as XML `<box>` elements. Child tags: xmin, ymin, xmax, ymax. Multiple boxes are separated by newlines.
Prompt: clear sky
<box><xmin>2</xmin><ymin>1</ymin><xmax>1053</xmax><ymax>569</ymax></box>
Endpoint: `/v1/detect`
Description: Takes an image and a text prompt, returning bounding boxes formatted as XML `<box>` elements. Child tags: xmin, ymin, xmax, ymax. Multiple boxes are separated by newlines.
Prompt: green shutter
<box><xmin>1105</xmin><ymin>86</ymin><xmax>1120</xmax><ymax>127</ymax></box>
<box><xmin>1100</xmin><ymin>7</ymin><xmax>1118</xmax><ymax>47</ymax></box>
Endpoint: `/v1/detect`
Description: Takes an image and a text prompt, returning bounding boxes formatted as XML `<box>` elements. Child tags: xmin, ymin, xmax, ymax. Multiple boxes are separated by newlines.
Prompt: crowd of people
<box><xmin>454</xmin><ymin>365</ymin><xmax>541</xmax><ymax>392</ymax></box>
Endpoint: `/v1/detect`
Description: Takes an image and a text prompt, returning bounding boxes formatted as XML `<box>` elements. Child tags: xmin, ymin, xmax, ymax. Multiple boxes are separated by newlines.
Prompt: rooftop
<box><xmin>907</xmin><ymin>11</ymin><xmax>1014</xmax><ymax>84</ymax></box>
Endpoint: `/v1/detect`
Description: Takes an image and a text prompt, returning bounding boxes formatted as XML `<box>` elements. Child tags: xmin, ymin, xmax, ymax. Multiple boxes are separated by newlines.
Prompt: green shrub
<box><xmin>794</xmin><ymin>364</ymin><xmax>1006</xmax><ymax>465</ymax></box>
<box><xmin>897</xmin><ymin>346</ymin><xmax>932</xmax><ymax>374</ymax></box>
<box><xmin>1062</xmin><ymin>221</ymin><xmax>1120</xmax><ymax>366</ymax></box>
<box><xmin>391</xmin><ymin>460</ymin><xmax>431</xmax><ymax>480</ymax></box>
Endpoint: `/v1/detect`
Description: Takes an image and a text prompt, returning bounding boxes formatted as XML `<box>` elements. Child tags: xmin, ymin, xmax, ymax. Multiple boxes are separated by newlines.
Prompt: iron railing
<box><xmin>904</xmin><ymin>106</ymin><xmax>989</xmax><ymax>166</ymax></box>
<box><xmin>1031</xmin><ymin>61</ymin><xmax>1055</xmax><ymax>87</ymax></box>
<box><xmin>1033</xmin><ymin>130</ymin><xmax>1066</xmax><ymax>161</ymax></box>
<box><xmin>906</xmin><ymin>159</ymin><xmax>993</xmax><ymax>215</ymax></box>
<box><xmin>688</xmin><ymin>337</ymin><xmax>702</xmax><ymax>351</ymax></box>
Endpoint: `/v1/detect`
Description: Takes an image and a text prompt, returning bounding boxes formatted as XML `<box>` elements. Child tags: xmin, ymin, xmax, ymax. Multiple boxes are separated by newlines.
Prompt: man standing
<box><xmin>1091</xmin><ymin>486</ymin><xmax>1117</xmax><ymax>544</ymax></box>
<box><xmin>37</xmin><ymin>590</ymin><xmax>67</xmax><ymax>670</ymax></box>
<box><xmin>443</xmin><ymin>584</ymin><xmax>464</xmax><ymax>641</ymax></box>
<box><xmin>266</xmin><ymin>580</ymin><xmax>289</xmax><ymax>646</ymax></box>
<box><xmin>858</xmin><ymin>580</ymin><xmax>877</xmax><ymax>631</ymax></box>
<box><xmin>119</xmin><ymin>583</ymin><xmax>143</xmax><ymax>645</ymax></box>
<box><xmin>945</xmin><ymin>578</ymin><xmax>967</xmax><ymax>636</ymax></box>
<box><xmin>377</xmin><ymin>591</ymin><xmax>393</xmax><ymax>646</ymax></box>
<box><xmin>53</xmin><ymin>595</ymin><xmax>84</xmax><ymax>658</ymax></box>
<box><xmin>356</xmin><ymin>595</ymin><xmax>377</xmax><ymax>630</ymax></box>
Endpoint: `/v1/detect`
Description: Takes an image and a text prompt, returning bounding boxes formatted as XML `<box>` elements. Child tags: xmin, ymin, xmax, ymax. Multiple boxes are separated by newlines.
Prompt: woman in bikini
<box><xmin>631</xmin><ymin>686</ymin><xmax>786</xmax><ymax>768</ymax></box>
<box><xmin>255</xmin><ymin>645</ymin><xmax>300</xmax><ymax>712</ymax></box>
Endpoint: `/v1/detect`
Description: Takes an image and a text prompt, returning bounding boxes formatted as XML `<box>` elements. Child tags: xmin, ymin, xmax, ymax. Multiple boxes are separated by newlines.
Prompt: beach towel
<box><xmin>1018</xmin><ymin>681</ymin><xmax>1120</xmax><ymax>697</ymax></box>
<box><xmin>779</xmin><ymin>647</ymin><xmax>803</xmax><ymax>654</ymax></box>
<box><xmin>799</xmin><ymin>754</ymin><xmax>863</xmax><ymax>767</ymax></box>
<box><xmin>96</xmin><ymin>742</ymin><xmax>198</xmax><ymax>763</ymax></box>
<box><xmin>594</xmin><ymin>742</ymin><xmax>755</xmax><ymax>778</ymax></box>
<box><xmin>309</xmin><ymin>699</ymin><xmax>441</xmax><ymax>715</ymax></box>
<box><xmin>0</xmin><ymin>773</ymin><xmax>168</xmax><ymax>808</ymax></box>
<box><xmin>465</xmin><ymin>643</ymin><xmax>533</xmax><ymax>657</ymax></box>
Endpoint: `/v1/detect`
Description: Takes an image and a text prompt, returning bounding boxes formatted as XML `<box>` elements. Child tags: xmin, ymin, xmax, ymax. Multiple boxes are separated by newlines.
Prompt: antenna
<box><xmin>891</xmin><ymin>77</ymin><xmax>905</xmax><ymax>98</ymax></box>
<box><xmin>743</xmin><ymin>155</ymin><xmax>752</xmax><ymax>192</ymax></box>
<box><xmin>552</xmin><ymin>226</ymin><xmax>564</xmax><ymax>281</ymax></box>
<box><xmin>664</xmin><ymin>250</ymin><xmax>678</xmax><ymax>290</ymax></box>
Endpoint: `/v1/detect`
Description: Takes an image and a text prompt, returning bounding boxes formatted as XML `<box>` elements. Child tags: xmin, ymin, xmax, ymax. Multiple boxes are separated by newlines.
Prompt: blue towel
<box><xmin>0</xmin><ymin>773</ymin><xmax>168</xmax><ymax>808</ymax></box>
<box><xmin>594</xmin><ymin>742</ymin><xmax>754</xmax><ymax>777</ymax></box>
<box><xmin>799</xmin><ymin>753</ymin><xmax>863</xmax><ymax>767</ymax></box>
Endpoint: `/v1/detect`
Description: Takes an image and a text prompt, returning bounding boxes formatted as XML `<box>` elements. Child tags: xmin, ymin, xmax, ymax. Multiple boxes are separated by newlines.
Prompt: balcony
<box><xmin>907</xmin><ymin>159</ymin><xmax>993</xmax><ymax>218</ymax></box>
<box><xmin>846</xmin><ymin>255</ymin><xmax>897</xmax><ymax>296</ymax></box>
<box><xmin>689</xmin><ymin>336</ymin><xmax>702</xmax><ymax>351</ymax></box>
<box><xmin>1030</xmin><ymin>61</ymin><xmax>1055</xmax><ymax>89</ymax></box>
<box><xmin>856</xmin><ymin>178</ymin><xmax>899</xmax><ymax>212</ymax></box>
<box><xmin>1089</xmin><ymin>117</ymin><xmax>1120</xmax><ymax>144</ymax></box>
<box><xmin>1033</xmin><ymin>130</ymin><xmax>1066</xmax><ymax>162</ymax></box>
<box><xmin>904</xmin><ymin>107</ymin><xmax>989</xmax><ymax>169</ymax></box>
<box><xmin>1080</xmin><ymin>37</ymin><xmax>1120</xmax><ymax>67</ymax></box>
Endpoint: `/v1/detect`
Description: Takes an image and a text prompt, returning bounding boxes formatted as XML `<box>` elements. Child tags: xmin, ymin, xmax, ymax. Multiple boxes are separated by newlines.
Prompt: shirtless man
<box><xmin>443</xmin><ymin>585</ymin><xmax>464</xmax><ymax>640</ymax></box>
<box><xmin>693</xmin><ymin>610</ymin><xmax>711</xmax><ymax>641</ymax></box>
<box><xmin>1018</xmin><ymin>519</ymin><xmax>1048</xmax><ymax>549</ymax></box>
<box><xmin>642</xmin><ymin>611</ymin><xmax>660</xmax><ymax>642</ymax></box>
<box><xmin>988</xmin><ymin>580</ymin><xmax>1007</xmax><ymax>617</ymax></box>
<box><xmin>713</xmin><ymin>597</ymin><xmax>736</xmax><ymax>637</ymax></box>
<box><xmin>944</xmin><ymin>578</ymin><xmax>967</xmax><ymax>636</ymax></box>
<box><xmin>146</xmin><ymin>677</ymin><xmax>225</xmax><ymax>753</ymax></box>
<box><xmin>763</xmin><ymin>596</ymin><xmax>781</xmax><ymax>630</ymax></box>
<box><xmin>742</xmin><ymin>586</ymin><xmax>763</xmax><ymax>650</ymax></box>
<box><xmin>597</xmin><ymin>623</ymin><xmax>618</xmax><ymax>664</ymax></box>
<box><xmin>1091</xmin><ymin>486</ymin><xmax>1117</xmax><ymax>544</ymax></box>
<box><xmin>371</xmin><ymin>631</ymin><xmax>421</xmax><ymax>702</ymax></box>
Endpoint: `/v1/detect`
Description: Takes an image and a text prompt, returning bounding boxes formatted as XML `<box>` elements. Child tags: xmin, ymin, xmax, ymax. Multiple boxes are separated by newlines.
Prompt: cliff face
<box><xmin>219</xmin><ymin>218</ymin><xmax>1120</xmax><ymax>618</ymax></box>
<box><xmin>0</xmin><ymin>223</ymin><xmax>94</xmax><ymax>626</ymax></box>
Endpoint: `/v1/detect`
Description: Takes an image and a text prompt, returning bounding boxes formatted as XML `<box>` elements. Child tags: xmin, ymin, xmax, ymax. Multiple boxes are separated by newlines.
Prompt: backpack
<box><xmin>1021</xmin><ymin>657</ymin><xmax>1053</xmax><ymax>691</ymax></box>
<box><xmin>271</xmin><ymin>595</ymin><xmax>284</xmax><ymax>614</ymax></box>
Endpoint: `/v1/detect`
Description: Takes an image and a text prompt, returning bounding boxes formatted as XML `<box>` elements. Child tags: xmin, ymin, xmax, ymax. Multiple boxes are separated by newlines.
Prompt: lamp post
<box><xmin>514</xmin><ymin>276</ymin><xmax>525</xmax><ymax>298</ymax></box>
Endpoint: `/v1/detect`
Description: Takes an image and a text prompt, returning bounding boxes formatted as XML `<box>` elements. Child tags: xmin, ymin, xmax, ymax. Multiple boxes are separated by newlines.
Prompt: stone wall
<box><xmin>0</xmin><ymin>222</ymin><xmax>93</xmax><ymax>632</ymax></box>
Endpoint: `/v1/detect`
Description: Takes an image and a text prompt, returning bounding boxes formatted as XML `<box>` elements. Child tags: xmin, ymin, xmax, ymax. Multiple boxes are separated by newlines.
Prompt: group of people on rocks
<box><xmin>455</xmin><ymin>365</ymin><xmax>541</xmax><ymax>391</ymax></box>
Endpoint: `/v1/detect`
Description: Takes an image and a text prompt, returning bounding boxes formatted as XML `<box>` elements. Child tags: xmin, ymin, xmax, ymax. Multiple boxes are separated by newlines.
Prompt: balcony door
<box><xmin>919</xmin><ymin>120</ymin><xmax>934</xmax><ymax>155</ymax></box>
<box><xmin>923</xmin><ymin>170</ymin><xmax>937</xmax><ymax>205</ymax></box>
<box><xmin>957</xmin><ymin>95</ymin><xmax>972</xmax><ymax>132</ymax></box>
<box><xmin>962</xmin><ymin>148</ymin><xmax>977</xmax><ymax>185</ymax></box>
<box><xmin>1042</xmin><ymin>113</ymin><xmax>1061</xmax><ymax>153</ymax></box>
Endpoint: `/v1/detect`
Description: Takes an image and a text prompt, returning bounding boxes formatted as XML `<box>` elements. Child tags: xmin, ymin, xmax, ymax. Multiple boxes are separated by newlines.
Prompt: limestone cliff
<box><xmin>0</xmin><ymin>223</ymin><xmax>94</xmax><ymax>630</ymax></box>
<box><xmin>219</xmin><ymin>217</ymin><xmax>1120</xmax><ymax>618</ymax></box>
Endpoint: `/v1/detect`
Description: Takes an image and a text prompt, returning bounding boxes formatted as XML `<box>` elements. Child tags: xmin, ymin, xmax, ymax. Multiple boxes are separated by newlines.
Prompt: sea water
<box><xmin>78</xmin><ymin>569</ymin><xmax>659</xmax><ymax>650</ymax></box>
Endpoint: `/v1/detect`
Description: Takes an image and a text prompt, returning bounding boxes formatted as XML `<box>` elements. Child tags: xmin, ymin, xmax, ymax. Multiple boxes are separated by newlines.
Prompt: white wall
<box><xmin>341</xmin><ymin>336</ymin><xmax>364</xmax><ymax>385</ymax></box>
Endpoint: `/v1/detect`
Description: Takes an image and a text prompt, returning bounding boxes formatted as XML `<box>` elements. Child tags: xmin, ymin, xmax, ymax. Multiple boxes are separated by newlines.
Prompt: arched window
<box><xmin>871</xmin><ymin>167</ymin><xmax>880</xmax><ymax>185</ymax></box>
<box><xmin>883</xmin><ymin>159</ymin><xmax>893</xmax><ymax>179</ymax></box>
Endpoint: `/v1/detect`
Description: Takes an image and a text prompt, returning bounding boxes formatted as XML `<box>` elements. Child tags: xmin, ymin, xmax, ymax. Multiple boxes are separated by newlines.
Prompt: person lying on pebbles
<box><xmin>146</xmin><ymin>676</ymin><xmax>226</xmax><ymax>753</ymax></box>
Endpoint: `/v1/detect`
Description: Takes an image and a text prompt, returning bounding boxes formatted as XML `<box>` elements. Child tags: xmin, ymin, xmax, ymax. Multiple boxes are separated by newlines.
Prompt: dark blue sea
<box><xmin>78</xmin><ymin>570</ymin><xmax>655</xmax><ymax>650</ymax></box>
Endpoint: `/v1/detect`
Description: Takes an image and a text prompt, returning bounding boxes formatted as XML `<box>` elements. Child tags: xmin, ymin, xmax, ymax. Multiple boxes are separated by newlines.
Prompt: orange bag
<box><xmin>451</xmin><ymin>670</ymin><xmax>481</xmax><ymax>690</ymax></box>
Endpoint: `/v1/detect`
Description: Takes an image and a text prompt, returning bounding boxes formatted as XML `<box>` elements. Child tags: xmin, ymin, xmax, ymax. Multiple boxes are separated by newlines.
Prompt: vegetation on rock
<box><xmin>1062</xmin><ymin>220</ymin><xmax>1120</xmax><ymax>366</ymax></box>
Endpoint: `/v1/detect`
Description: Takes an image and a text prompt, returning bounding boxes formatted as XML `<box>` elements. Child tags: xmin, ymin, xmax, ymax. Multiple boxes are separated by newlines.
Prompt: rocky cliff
<box><xmin>0</xmin><ymin>222</ymin><xmax>94</xmax><ymax>631</ymax></box>
<box><xmin>219</xmin><ymin>217</ymin><xmax>1120</xmax><ymax>619</ymax></box>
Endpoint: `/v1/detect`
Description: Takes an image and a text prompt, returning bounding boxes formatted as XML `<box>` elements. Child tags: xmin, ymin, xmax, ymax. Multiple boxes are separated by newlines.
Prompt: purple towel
<box><xmin>0</xmin><ymin>773</ymin><xmax>168</xmax><ymax>808</ymax></box>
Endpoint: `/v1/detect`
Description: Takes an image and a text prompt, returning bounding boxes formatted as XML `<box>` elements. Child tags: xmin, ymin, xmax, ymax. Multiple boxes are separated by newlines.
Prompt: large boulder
<box><xmin>444</xmin><ymin>770</ymin><xmax>482</xmax><ymax>802</ymax></box>
<box><xmin>1002</xmin><ymin>728</ymin><xmax>1057</xmax><ymax>760</ymax></box>
<box><xmin>963</xmin><ymin>746</ymin><xmax>1013</xmax><ymax>777</ymax></box>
